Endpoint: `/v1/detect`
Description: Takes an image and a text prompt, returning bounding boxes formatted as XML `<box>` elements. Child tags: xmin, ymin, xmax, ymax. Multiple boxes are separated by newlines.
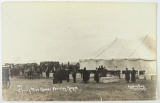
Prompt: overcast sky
<box><xmin>2</xmin><ymin>2</ymin><xmax>156</xmax><ymax>64</ymax></box>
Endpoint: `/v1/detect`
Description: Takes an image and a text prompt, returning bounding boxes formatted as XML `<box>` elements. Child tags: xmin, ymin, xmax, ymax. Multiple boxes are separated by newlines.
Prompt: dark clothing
<box><xmin>28</xmin><ymin>68</ymin><xmax>33</xmax><ymax>80</ymax></box>
<box><xmin>98</xmin><ymin>67</ymin><xmax>101</xmax><ymax>71</ymax></box>
<box><xmin>72</xmin><ymin>71</ymin><xmax>76</xmax><ymax>83</ymax></box>
<box><xmin>46</xmin><ymin>69</ymin><xmax>49</xmax><ymax>78</ymax></box>
<box><xmin>62</xmin><ymin>69</ymin><xmax>67</xmax><ymax>80</ymax></box>
<box><xmin>87</xmin><ymin>72</ymin><xmax>90</xmax><ymax>81</ymax></box>
<box><xmin>83</xmin><ymin>70</ymin><xmax>89</xmax><ymax>83</ymax></box>
<box><xmin>58</xmin><ymin>69</ymin><xmax>63</xmax><ymax>83</ymax></box>
<box><xmin>131</xmin><ymin>70</ymin><xmax>136</xmax><ymax>82</ymax></box>
<box><xmin>66</xmin><ymin>70</ymin><xmax>70</xmax><ymax>82</ymax></box>
<box><xmin>36</xmin><ymin>68</ymin><xmax>41</xmax><ymax>78</ymax></box>
<box><xmin>125</xmin><ymin>70</ymin><xmax>130</xmax><ymax>82</ymax></box>
<box><xmin>111</xmin><ymin>70</ymin><xmax>115</xmax><ymax>75</ymax></box>
<box><xmin>53</xmin><ymin>71</ymin><xmax>58</xmax><ymax>84</ymax></box>
<box><xmin>94</xmin><ymin>71</ymin><xmax>99</xmax><ymax>83</ymax></box>
<box><xmin>102</xmin><ymin>69</ymin><xmax>107</xmax><ymax>77</ymax></box>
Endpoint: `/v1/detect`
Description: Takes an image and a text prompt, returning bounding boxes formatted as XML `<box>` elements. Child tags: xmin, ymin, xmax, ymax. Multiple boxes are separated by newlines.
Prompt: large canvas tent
<box><xmin>79</xmin><ymin>35</ymin><xmax>156</xmax><ymax>74</ymax></box>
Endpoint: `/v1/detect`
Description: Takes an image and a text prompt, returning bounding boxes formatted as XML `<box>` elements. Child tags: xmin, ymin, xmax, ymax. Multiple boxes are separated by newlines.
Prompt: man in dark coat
<box><xmin>102</xmin><ymin>67</ymin><xmax>107</xmax><ymax>77</ymax></box>
<box><xmin>46</xmin><ymin>67</ymin><xmax>49</xmax><ymax>78</ymax></box>
<box><xmin>83</xmin><ymin>67</ymin><xmax>89</xmax><ymax>83</ymax></box>
<box><xmin>125</xmin><ymin>68</ymin><xmax>130</xmax><ymax>83</ymax></box>
<box><xmin>131</xmin><ymin>67</ymin><xmax>136</xmax><ymax>82</ymax></box>
<box><xmin>58</xmin><ymin>67</ymin><xmax>63</xmax><ymax>83</ymax></box>
<box><xmin>72</xmin><ymin>69</ymin><xmax>76</xmax><ymax>83</ymax></box>
<box><xmin>94</xmin><ymin>68</ymin><xmax>99</xmax><ymax>83</ymax></box>
<box><xmin>28</xmin><ymin>67</ymin><xmax>33</xmax><ymax>80</ymax></box>
<box><xmin>53</xmin><ymin>69</ymin><xmax>58</xmax><ymax>84</ymax></box>
<box><xmin>66</xmin><ymin>68</ymin><xmax>70</xmax><ymax>82</ymax></box>
<box><xmin>104</xmin><ymin>67</ymin><xmax>108</xmax><ymax>77</ymax></box>
<box><xmin>87</xmin><ymin>71</ymin><xmax>90</xmax><ymax>82</ymax></box>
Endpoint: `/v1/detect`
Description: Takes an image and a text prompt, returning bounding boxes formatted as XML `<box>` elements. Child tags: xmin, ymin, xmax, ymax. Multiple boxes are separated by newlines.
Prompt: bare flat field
<box><xmin>2</xmin><ymin>76</ymin><xmax>157</xmax><ymax>101</ymax></box>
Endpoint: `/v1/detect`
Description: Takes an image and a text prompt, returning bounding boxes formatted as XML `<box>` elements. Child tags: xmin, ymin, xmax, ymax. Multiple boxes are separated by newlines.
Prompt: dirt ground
<box><xmin>2</xmin><ymin>76</ymin><xmax>157</xmax><ymax>101</ymax></box>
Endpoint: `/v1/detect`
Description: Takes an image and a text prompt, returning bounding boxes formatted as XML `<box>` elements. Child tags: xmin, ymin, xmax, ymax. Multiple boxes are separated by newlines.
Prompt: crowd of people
<box><xmin>93</xmin><ymin>66</ymin><xmax>138</xmax><ymax>83</ymax></box>
<box><xmin>52</xmin><ymin>65</ymin><xmax>118</xmax><ymax>84</ymax></box>
<box><xmin>52</xmin><ymin>67</ymin><xmax>90</xmax><ymax>84</ymax></box>
<box><xmin>5</xmin><ymin>62</ymin><xmax>80</xmax><ymax>80</ymax></box>
<box><xmin>5</xmin><ymin>62</ymin><xmax>143</xmax><ymax>83</ymax></box>
<box><xmin>52</xmin><ymin>65</ymin><xmax>139</xmax><ymax>84</ymax></box>
<box><xmin>9</xmin><ymin>63</ymin><xmax>43</xmax><ymax>79</ymax></box>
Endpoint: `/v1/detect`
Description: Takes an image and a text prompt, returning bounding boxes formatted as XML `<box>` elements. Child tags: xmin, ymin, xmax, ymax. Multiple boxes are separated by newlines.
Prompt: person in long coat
<box><xmin>53</xmin><ymin>69</ymin><xmax>58</xmax><ymax>84</ymax></box>
<box><xmin>28</xmin><ymin>67</ymin><xmax>33</xmax><ymax>80</ymax></box>
<box><xmin>72</xmin><ymin>69</ymin><xmax>76</xmax><ymax>83</ymax></box>
<box><xmin>87</xmin><ymin>71</ymin><xmax>90</xmax><ymax>83</ymax></box>
<box><xmin>94</xmin><ymin>68</ymin><xmax>100</xmax><ymax>83</ymax></box>
<box><xmin>102</xmin><ymin>68</ymin><xmax>107</xmax><ymax>77</ymax></box>
<box><xmin>125</xmin><ymin>68</ymin><xmax>130</xmax><ymax>83</ymax></box>
<box><xmin>46</xmin><ymin>67</ymin><xmax>49</xmax><ymax>78</ymax></box>
<box><xmin>58</xmin><ymin>67</ymin><xmax>63</xmax><ymax>83</ymax></box>
<box><xmin>83</xmin><ymin>67</ymin><xmax>89</xmax><ymax>83</ymax></box>
<box><xmin>131</xmin><ymin>67</ymin><xmax>136</xmax><ymax>82</ymax></box>
<box><xmin>66</xmin><ymin>68</ymin><xmax>70</xmax><ymax>82</ymax></box>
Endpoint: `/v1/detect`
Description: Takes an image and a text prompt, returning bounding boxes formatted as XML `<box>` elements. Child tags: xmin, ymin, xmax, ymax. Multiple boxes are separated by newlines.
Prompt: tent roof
<box><xmin>80</xmin><ymin>35</ymin><xmax>156</xmax><ymax>60</ymax></box>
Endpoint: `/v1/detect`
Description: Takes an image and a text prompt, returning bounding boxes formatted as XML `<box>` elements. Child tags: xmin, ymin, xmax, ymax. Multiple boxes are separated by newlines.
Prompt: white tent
<box><xmin>79</xmin><ymin>35</ymin><xmax>156</xmax><ymax>74</ymax></box>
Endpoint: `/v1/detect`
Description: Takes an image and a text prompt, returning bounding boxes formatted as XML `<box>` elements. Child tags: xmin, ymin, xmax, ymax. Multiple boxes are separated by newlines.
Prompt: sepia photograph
<box><xmin>1</xmin><ymin>1</ymin><xmax>158</xmax><ymax>101</ymax></box>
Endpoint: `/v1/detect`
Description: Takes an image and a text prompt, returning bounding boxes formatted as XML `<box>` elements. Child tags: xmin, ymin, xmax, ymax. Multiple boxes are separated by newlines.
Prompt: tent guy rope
<box><xmin>127</xmin><ymin>35</ymin><xmax>148</xmax><ymax>58</ymax></box>
<box><xmin>93</xmin><ymin>38</ymin><xmax>117</xmax><ymax>59</ymax></box>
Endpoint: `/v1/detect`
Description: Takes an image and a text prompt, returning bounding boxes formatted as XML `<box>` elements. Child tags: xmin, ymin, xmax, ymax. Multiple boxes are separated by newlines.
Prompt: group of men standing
<box><xmin>52</xmin><ymin>67</ymin><xmax>91</xmax><ymax>84</ymax></box>
<box><xmin>52</xmin><ymin>67</ymin><xmax>69</xmax><ymax>84</ymax></box>
<box><xmin>95</xmin><ymin>67</ymin><xmax>137</xmax><ymax>83</ymax></box>
<box><xmin>8</xmin><ymin>63</ymin><xmax>43</xmax><ymax>79</ymax></box>
<box><xmin>94</xmin><ymin>67</ymin><xmax>137</xmax><ymax>83</ymax></box>
<box><xmin>71</xmin><ymin>67</ymin><xmax>90</xmax><ymax>84</ymax></box>
<box><xmin>125</xmin><ymin>67</ymin><xmax>136</xmax><ymax>83</ymax></box>
<box><xmin>94</xmin><ymin>66</ymin><xmax>109</xmax><ymax>83</ymax></box>
<box><xmin>51</xmin><ymin>66</ymin><xmax>137</xmax><ymax>84</ymax></box>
